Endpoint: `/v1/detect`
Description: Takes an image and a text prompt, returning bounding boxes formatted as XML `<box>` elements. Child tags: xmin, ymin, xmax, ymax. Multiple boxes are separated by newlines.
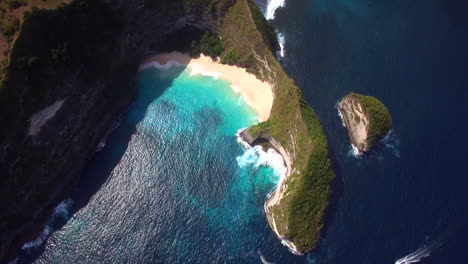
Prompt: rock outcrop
<box><xmin>339</xmin><ymin>93</ymin><xmax>392</xmax><ymax>152</ymax></box>
<box><xmin>0</xmin><ymin>0</ymin><xmax>335</xmax><ymax>261</ymax></box>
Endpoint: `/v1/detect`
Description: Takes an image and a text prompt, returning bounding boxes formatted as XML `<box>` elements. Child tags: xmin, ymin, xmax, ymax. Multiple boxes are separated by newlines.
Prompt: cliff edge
<box><xmin>0</xmin><ymin>0</ymin><xmax>335</xmax><ymax>260</ymax></box>
<box><xmin>338</xmin><ymin>92</ymin><xmax>392</xmax><ymax>152</ymax></box>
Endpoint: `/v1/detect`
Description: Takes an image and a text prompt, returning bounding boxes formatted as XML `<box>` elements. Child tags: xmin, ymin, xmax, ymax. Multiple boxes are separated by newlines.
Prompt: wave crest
<box><xmin>21</xmin><ymin>199</ymin><xmax>74</xmax><ymax>251</ymax></box>
<box><xmin>265</xmin><ymin>0</ymin><xmax>286</xmax><ymax>20</ymax></box>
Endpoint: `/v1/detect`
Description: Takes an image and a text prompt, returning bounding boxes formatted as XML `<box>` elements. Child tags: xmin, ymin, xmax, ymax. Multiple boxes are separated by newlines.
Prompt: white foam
<box><xmin>235</xmin><ymin>130</ymin><xmax>287</xmax><ymax>181</ymax></box>
<box><xmin>395</xmin><ymin>242</ymin><xmax>440</xmax><ymax>264</ymax></box>
<box><xmin>139</xmin><ymin>60</ymin><xmax>183</xmax><ymax>71</ymax></box>
<box><xmin>259</xmin><ymin>251</ymin><xmax>275</xmax><ymax>264</ymax></box>
<box><xmin>96</xmin><ymin>120</ymin><xmax>121</xmax><ymax>152</ymax></box>
<box><xmin>237</xmin><ymin>146</ymin><xmax>287</xmax><ymax>178</ymax></box>
<box><xmin>139</xmin><ymin>60</ymin><xmax>225</xmax><ymax>81</ymax></box>
<box><xmin>236</xmin><ymin>129</ymin><xmax>252</xmax><ymax>150</ymax></box>
<box><xmin>336</xmin><ymin>102</ymin><xmax>347</xmax><ymax>127</ymax></box>
<box><xmin>189</xmin><ymin>63</ymin><xmax>222</xmax><ymax>79</ymax></box>
<box><xmin>280</xmin><ymin>238</ymin><xmax>301</xmax><ymax>255</ymax></box>
<box><xmin>276</xmin><ymin>32</ymin><xmax>286</xmax><ymax>59</ymax></box>
<box><xmin>265</xmin><ymin>0</ymin><xmax>286</xmax><ymax>20</ymax></box>
<box><xmin>21</xmin><ymin>199</ymin><xmax>73</xmax><ymax>251</ymax></box>
<box><xmin>350</xmin><ymin>144</ymin><xmax>363</xmax><ymax>157</ymax></box>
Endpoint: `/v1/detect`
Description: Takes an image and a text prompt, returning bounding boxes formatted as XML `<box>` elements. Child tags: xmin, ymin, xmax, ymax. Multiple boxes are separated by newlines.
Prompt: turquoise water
<box><xmin>19</xmin><ymin>66</ymin><xmax>290</xmax><ymax>263</ymax></box>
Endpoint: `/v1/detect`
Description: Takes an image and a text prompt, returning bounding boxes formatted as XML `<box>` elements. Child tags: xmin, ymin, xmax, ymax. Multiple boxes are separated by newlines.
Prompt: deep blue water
<box><xmin>15</xmin><ymin>0</ymin><xmax>468</xmax><ymax>263</ymax></box>
<box><xmin>267</xmin><ymin>0</ymin><xmax>468</xmax><ymax>263</ymax></box>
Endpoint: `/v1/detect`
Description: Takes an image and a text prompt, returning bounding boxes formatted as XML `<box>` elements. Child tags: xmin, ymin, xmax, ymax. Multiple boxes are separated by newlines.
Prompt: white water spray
<box><xmin>21</xmin><ymin>199</ymin><xmax>74</xmax><ymax>251</ymax></box>
<box><xmin>276</xmin><ymin>32</ymin><xmax>286</xmax><ymax>59</ymax></box>
<box><xmin>395</xmin><ymin>240</ymin><xmax>442</xmax><ymax>264</ymax></box>
<box><xmin>265</xmin><ymin>0</ymin><xmax>286</xmax><ymax>20</ymax></box>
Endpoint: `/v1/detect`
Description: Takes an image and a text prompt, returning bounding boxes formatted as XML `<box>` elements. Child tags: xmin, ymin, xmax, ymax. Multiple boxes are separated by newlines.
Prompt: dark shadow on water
<box><xmin>16</xmin><ymin>65</ymin><xmax>187</xmax><ymax>264</ymax></box>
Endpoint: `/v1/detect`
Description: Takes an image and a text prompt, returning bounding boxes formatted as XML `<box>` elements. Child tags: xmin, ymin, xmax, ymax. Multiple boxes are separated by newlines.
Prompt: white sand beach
<box><xmin>139</xmin><ymin>52</ymin><xmax>274</xmax><ymax>121</ymax></box>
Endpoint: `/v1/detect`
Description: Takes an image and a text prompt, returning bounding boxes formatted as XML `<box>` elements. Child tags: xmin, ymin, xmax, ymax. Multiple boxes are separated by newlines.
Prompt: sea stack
<box><xmin>338</xmin><ymin>93</ymin><xmax>392</xmax><ymax>152</ymax></box>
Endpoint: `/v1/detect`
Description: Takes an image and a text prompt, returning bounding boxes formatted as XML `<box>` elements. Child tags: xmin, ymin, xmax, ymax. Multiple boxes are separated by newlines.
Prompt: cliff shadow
<box><xmin>16</xmin><ymin>64</ymin><xmax>188</xmax><ymax>264</ymax></box>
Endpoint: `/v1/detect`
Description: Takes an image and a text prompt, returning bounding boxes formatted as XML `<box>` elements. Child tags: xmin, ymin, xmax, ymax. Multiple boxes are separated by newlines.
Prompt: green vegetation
<box><xmin>6</xmin><ymin>0</ymin><xmax>25</xmax><ymax>10</ymax></box>
<box><xmin>0</xmin><ymin>13</ymin><xmax>20</xmax><ymax>42</ymax></box>
<box><xmin>221</xmin><ymin>49</ymin><xmax>240</xmax><ymax>65</ymax></box>
<box><xmin>349</xmin><ymin>92</ymin><xmax>392</xmax><ymax>147</ymax></box>
<box><xmin>0</xmin><ymin>0</ymin><xmax>72</xmax><ymax>83</ymax></box>
<box><xmin>190</xmin><ymin>32</ymin><xmax>224</xmax><ymax>59</ymax></box>
<box><xmin>245</xmin><ymin>0</ymin><xmax>277</xmax><ymax>54</ymax></box>
<box><xmin>285</xmin><ymin>97</ymin><xmax>335</xmax><ymax>252</ymax></box>
<box><xmin>0</xmin><ymin>0</ymin><xmax>334</xmax><ymax>258</ymax></box>
<box><xmin>219</xmin><ymin>0</ymin><xmax>334</xmax><ymax>253</ymax></box>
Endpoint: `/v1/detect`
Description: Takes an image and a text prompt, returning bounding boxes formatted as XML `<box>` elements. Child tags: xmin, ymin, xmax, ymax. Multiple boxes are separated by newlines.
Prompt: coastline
<box><xmin>337</xmin><ymin>105</ymin><xmax>363</xmax><ymax>157</ymax></box>
<box><xmin>139</xmin><ymin>51</ymin><xmax>274</xmax><ymax>122</ymax></box>
<box><xmin>141</xmin><ymin>53</ymin><xmax>297</xmax><ymax>251</ymax></box>
<box><xmin>237</xmin><ymin>129</ymin><xmax>300</xmax><ymax>254</ymax></box>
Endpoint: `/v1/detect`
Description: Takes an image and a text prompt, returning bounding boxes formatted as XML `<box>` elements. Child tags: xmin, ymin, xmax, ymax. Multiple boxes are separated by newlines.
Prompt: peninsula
<box><xmin>338</xmin><ymin>92</ymin><xmax>392</xmax><ymax>152</ymax></box>
<box><xmin>0</xmin><ymin>0</ymin><xmax>335</xmax><ymax>261</ymax></box>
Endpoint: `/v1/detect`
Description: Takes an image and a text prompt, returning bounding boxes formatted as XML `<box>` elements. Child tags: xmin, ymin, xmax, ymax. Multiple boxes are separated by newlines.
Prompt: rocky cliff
<box><xmin>339</xmin><ymin>92</ymin><xmax>392</xmax><ymax>152</ymax></box>
<box><xmin>0</xmin><ymin>0</ymin><xmax>335</xmax><ymax>261</ymax></box>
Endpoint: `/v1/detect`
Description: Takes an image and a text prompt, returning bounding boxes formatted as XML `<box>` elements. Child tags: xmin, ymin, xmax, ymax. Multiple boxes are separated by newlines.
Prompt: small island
<box><xmin>338</xmin><ymin>92</ymin><xmax>392</xmax><ymax>153</ymax></box>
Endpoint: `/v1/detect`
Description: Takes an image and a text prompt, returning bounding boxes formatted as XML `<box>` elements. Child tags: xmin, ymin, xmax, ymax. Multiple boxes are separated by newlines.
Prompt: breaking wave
<box><xmin>276</xmin><ymin>32</ymin><xmax>286</xmax><ymax>60</ymax></box>
<box><xmin>259</xmin><ymin>251</ymin><xmax>275</xmax><ymax>264</ymax></box>
<box><xmin>265</xmin><ymin>0</ymin><xmax>286</xmax><ymax>20</ymax></box>
<box><xmin>236</xmin><ymin>144</ymin><xmax>287</xmax><ymax>179</ymax></box>
<box><xmin>139</xmin><ymin>60</ymin><xmax>183</xmax><ymax>71</ymax></box>
<box><xmin>21</xmin><ymin>199</ymin><xmax>74</xmax><ymax>251</ymax></box>
<box><xmin>236</xmin><ymin>129</ymin><xmax>287</xmax><ymax>194</ymax></box>
<box><xmin>336</xmin><ymin>101</ymin><xmax>346</xmax><ymax>127</ymax></box>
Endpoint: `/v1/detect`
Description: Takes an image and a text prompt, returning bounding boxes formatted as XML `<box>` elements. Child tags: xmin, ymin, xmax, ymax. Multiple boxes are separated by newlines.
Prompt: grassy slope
<box><xmin>219</xmin><ymin>0</ymin><xmax>335</xmax><ymax>253</ymax></box>
<box><xmin>349</xmin><ymin>92</ymin><xmax>392</xmax><ymax>147</ymax></box>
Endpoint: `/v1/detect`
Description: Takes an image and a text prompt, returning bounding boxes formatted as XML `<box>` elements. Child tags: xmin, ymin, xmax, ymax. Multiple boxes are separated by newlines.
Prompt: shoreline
<box><xmin>237</xmin><ymin>129</ymin><xmax>299</xmax><ymax>254</ymax></box>
<box><xmin>139</xmin><ymin>52</ymin><xmax>274</xmax><ymax>122</ymax></box>
<box><xmin>336</xmin><ymin>103</ymin><xmax>364</xmax><ymax>157</ymax></box>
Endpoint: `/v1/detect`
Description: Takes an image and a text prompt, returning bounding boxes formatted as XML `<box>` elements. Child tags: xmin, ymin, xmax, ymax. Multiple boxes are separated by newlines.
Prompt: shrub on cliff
<box><xmin>191</xmin><ymin>32</ymin><xmax>224</xmax><ymax>59</ymax></box>
<box><xmin>350</xmin><ymin>92</ymin><xmax>392</xmax><ymax>147</ymax></box>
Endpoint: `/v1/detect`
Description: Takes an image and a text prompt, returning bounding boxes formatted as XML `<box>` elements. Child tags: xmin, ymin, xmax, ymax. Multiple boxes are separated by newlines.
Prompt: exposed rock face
<box><xmin>239</xmin><ymin>130</ymin><xmax>299</xmax><ymax>253</ymax></box>
<box><xmin>339</xmin><ymin>93</ymin><xmax>392</xmax><ymax>152</ymax></box>
<box><xmin>338</xmin><ymin>95</ymin><xmax>371</xmax><ymax>152</ymax></box>
<box><xmin>0</xmin><ymin>0</ymin><xmax>334</xmax><ymax>260</ymax></box>
<box><xmin>0</xmin><ymin>1</ymin><xmax>223</xmax><ymax>262</ymax></box>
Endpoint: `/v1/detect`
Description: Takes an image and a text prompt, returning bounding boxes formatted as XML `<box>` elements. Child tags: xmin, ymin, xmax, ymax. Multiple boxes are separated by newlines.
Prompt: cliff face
<box><xmin>0</xmin><ymin>0</ymin><xmax>334</xmax><ymax>261</ymax></box>
<box><xmin>0</xmin><ymin>0</ymin><xmax>222</xmax><ymax>261</ymax></box>
<box><xmin>338</xmin><ymin>93</ymin><xmax>392</xmax><ymax>152</ymax></box>
<box><xmin>339</xmin><ymin>95</ymin><xmax>371</xmax><ymax>151</ymax></box>
<box><xmin>221</xmin><ymin>0</ymin><xmax>335</xmax><ymax>253</ymax></box>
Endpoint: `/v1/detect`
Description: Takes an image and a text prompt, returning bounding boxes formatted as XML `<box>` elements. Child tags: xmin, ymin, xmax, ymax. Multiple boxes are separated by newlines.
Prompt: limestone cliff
<box><xmin>0</xmin><ymin>0</ymin><xmax>335</xmax><ymax>261</ymax></box>
<box><xmin>339</xmin><ymin>92</ymin><xmax>392</xmax><ymax>152</ymax></box>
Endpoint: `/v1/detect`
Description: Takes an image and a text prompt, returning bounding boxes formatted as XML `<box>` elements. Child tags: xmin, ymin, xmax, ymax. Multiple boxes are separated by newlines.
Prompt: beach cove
<box><xmin>17</xmin><ymin>51</ymin><xmax>293</xmax><ymax>263</ymax></box>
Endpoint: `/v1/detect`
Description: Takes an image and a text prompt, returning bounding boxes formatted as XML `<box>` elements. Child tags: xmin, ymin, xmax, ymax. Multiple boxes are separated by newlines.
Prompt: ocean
<box><xmin>267</xmin><ymin>0</ymin><xmax>468</xmax><ymax>263</ymax></box>
<box><xmin>15</xmin><ymin>0</ymin><xmax>468</xmax><ymax>263</ymax></box>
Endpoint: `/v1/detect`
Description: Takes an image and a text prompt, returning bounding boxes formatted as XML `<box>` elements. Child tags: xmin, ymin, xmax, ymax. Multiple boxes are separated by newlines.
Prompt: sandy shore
<box><xmin>139</xmin><ymin>52</ymin><xmax>274</xmax><ymax>121</ymax></box>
